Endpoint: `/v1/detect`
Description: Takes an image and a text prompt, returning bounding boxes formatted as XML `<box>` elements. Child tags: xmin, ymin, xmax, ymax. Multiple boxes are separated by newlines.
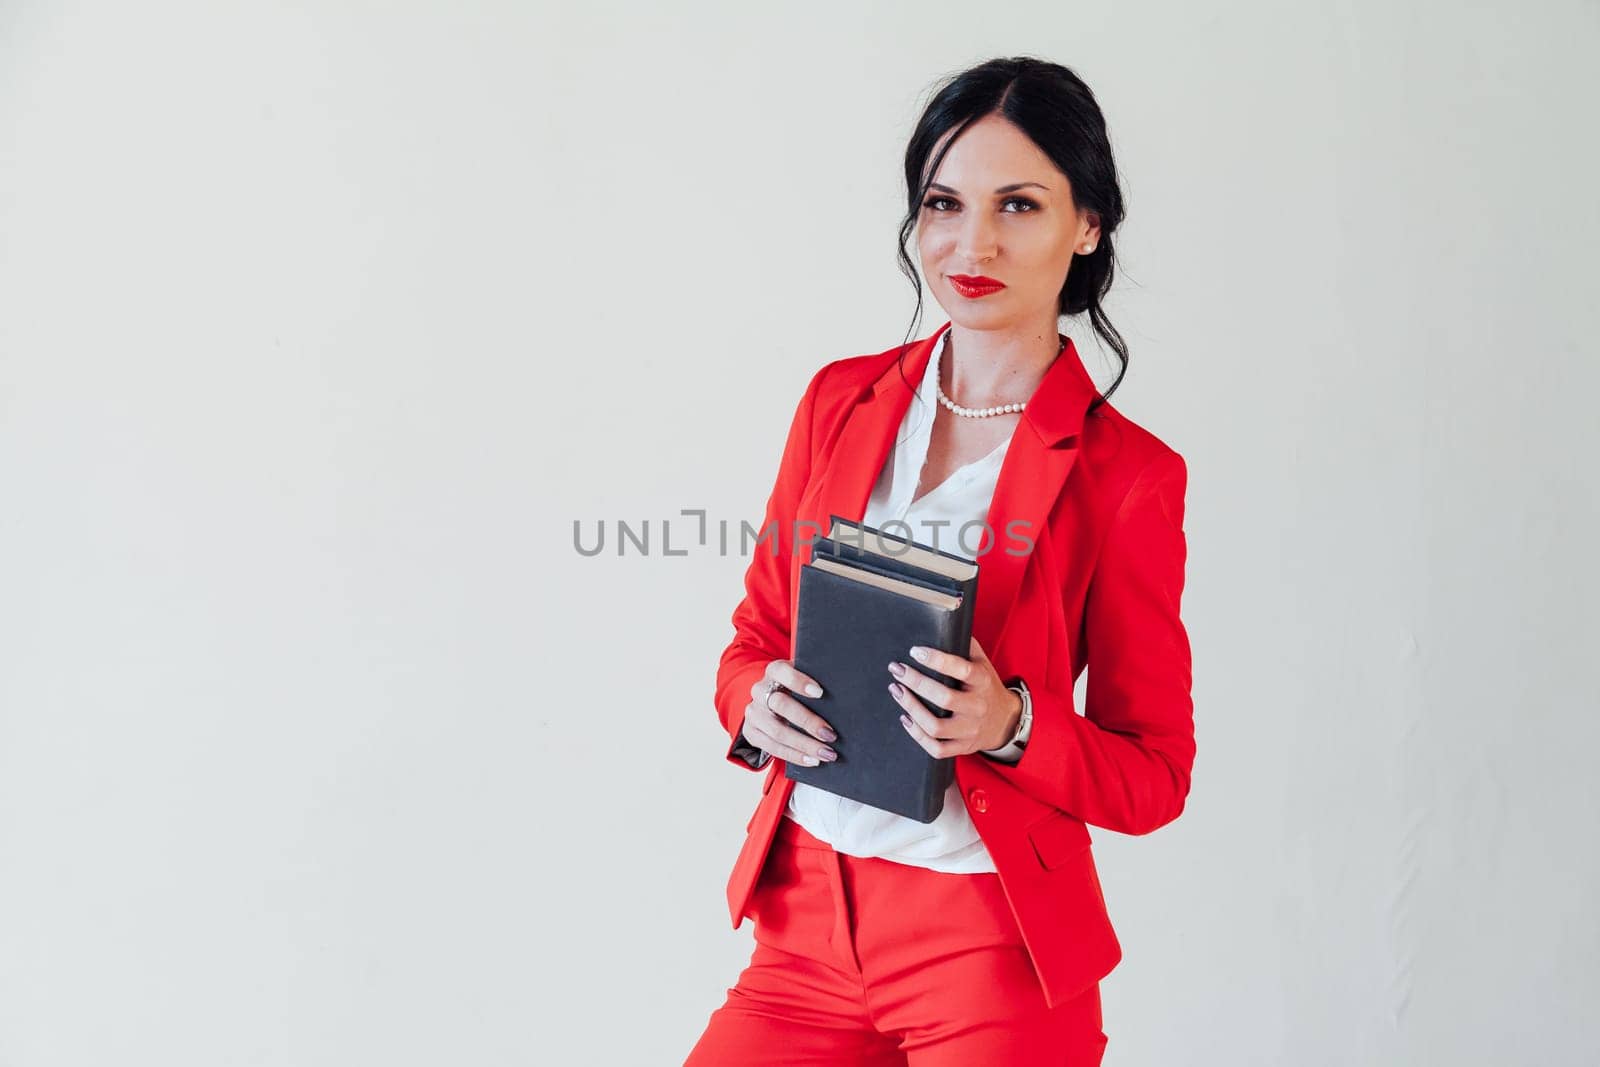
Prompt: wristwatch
<box><xmin>982</xmin><ymin>677</ymin><xmax>1033</xmax><ymax>761</ymax></box>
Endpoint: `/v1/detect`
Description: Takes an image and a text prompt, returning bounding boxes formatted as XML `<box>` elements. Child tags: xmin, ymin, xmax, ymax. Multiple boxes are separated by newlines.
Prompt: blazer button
<box><xmin>967</xmin><ymin>788</ymin><xmax>989</xmax><ymax>814</ymax></box>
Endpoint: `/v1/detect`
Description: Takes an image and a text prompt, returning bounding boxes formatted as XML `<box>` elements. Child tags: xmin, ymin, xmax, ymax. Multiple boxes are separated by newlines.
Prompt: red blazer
<box><xmin>712</xmin><ymin>319</ymin><xmax>1194</xmax><ymax>1009</ymax></box>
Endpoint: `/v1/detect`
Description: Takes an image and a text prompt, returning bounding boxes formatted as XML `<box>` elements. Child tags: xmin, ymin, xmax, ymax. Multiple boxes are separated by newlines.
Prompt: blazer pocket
<box><xmin>1027</xmin><ymin>811</ymin><xmax>1091</xmax><ymax>871</ymax></box>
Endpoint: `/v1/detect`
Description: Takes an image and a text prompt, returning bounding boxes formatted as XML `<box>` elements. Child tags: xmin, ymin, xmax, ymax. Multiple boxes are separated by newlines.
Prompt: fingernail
<box><xmin>806</xmin><ymin>683</ymin><xmax>823</xmax><ymax>697</ymax></box>
<box><xmin>888</xmin><ymin>661</ymin><xmax>905</xmax><ymax>677</ymax></box>
<box><xmin>909</xmin><ymin>647</ymin><xmax>928</xmax><ymax>662</ymax></box>
<box><xmin>818</xmin><ymin>726</ymin><xmax>837</xmax><ymax>742</ymax></box>
<box><xmin>819</xmin><ymin>748</ymin><xmax>837</xmax><ymax>761</ymax></box>
<box><xmin>889</xmin><ymin>682</ymin><xmax>903</xmax><ymax>698</ymax></box>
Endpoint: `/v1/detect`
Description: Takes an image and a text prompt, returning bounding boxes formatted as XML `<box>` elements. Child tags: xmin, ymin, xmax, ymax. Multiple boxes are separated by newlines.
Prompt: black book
<box><xmin>783</xmin><ymin>514</ymin><xmax>980</xmax><ymax>823</ymax></box>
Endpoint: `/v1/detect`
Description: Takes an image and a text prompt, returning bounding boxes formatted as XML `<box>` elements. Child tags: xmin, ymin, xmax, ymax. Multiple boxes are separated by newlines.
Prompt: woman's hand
<box><xmin>743</xmin><ymin>660</ymin><xmax>839</xmax><ymax>767</ymax></box>
<box><xmin>889</xmin><ymin>635</ymin><xmax>1023</xmax><ymax>757</ymax></box>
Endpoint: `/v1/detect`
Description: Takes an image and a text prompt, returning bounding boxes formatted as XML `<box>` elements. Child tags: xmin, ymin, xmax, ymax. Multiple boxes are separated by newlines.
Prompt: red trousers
<box><xmin>685</xmin><ymin>815</ymin><xmax>1107</xmax><ymax>1066</ymax></box>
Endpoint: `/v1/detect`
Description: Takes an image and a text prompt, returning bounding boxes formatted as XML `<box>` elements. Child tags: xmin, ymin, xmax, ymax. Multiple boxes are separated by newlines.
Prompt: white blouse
<box><xmin>783</xmin><ymin>330</ymin><xmax>1021</xmax><ymax>873</ymax></box>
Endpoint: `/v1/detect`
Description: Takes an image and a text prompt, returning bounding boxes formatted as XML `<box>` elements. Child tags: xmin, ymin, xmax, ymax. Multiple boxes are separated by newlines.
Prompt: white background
<box><xmin>1</xmin><ymin>2</ymin><xmax>1596</xmax><ymax>1064</ymax></box>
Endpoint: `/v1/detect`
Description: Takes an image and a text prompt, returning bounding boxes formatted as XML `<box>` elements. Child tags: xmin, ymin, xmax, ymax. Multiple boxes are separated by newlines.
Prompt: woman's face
<box><xmin>916</xmin><ymin>114</ymin><xmax>1099</xmax><ymax>330</ymax></box>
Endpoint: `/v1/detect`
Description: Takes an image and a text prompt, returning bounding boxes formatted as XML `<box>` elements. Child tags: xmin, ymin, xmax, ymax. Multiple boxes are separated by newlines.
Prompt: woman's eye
<box><xmin>921</xmin><ymin>196</ymin><xmax>1039</xmax><ymax>213</ymax></box>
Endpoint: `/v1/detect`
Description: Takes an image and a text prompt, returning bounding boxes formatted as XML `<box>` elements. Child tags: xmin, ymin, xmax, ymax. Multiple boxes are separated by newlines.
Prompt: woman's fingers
<box><xmin>744</xmin><ymin>662</ymin><xmax>839</xmax><ymax>765</ymax></box>
<box><xmin>744</xmin><ymin>705</ymin><xmax>837</xmax><ymax>766</ymax></box>
<box><xmin>752</xmin><ymin>661</ymin><xmax>837</xmax><ymax>743</ymax></box>
<box><xmin>768</xmin><ymin>689</ymin><xmax>838</xmax><ymax>753</ymax></box>
<box><xmin>776</xmin><ymin>661</ymin><xmax>825</xmax><ymax>700</ymax></box>
<box><xmin>889</xmin><ymin>669</ymin><xmax>967</xmax><ymax>758</ymax></box>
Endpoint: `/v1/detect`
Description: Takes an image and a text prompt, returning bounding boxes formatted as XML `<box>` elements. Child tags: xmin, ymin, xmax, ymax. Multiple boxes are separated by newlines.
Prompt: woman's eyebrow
<box><xmin>928</xmin><ymin>181</ymin><xmax>1050</xmax><ymax>195</ymax></box>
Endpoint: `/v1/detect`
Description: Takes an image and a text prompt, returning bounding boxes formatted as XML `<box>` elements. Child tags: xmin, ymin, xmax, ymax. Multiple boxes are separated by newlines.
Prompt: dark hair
<box><xmin>894</xmin><ymin>56</ymin><xmax>1129</xmax><ymax>417</ymax></box>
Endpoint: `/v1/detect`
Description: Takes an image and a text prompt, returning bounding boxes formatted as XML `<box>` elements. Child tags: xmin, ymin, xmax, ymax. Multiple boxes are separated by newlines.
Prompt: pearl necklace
<box><xmin>933</xmin><ymin>335</ymin><xmax>1064</xmax><ymax>419</ymax></box>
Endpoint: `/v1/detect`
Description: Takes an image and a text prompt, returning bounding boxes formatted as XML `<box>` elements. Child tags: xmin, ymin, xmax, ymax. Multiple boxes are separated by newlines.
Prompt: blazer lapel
<box><xmin>974</xmin><ymin>346</ymin><xmax>1094</xmax><ymax>663</ymax></box>
<box><xmin>802</xmin><ymin>320</ymin><xmax>1100</xmax><ymax>661</ymax></box>
<box><xmin>803</xmin><ymin>323</ymin><xmax>946</xmax><ymax>544</ymax></box>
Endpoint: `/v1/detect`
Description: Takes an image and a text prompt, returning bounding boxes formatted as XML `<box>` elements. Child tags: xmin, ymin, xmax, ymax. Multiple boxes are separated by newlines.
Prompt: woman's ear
<box><xmin>1082</xmin><ymin>211</ymin><xmax>1102</xmax><ymax>249</ymax></box>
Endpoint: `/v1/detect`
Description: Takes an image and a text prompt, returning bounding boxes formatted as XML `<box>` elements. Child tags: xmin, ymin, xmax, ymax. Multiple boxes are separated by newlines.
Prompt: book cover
<box><xmin>783</xmin><ymin>516</ymin><xmax>979</xmax><ymax>823</ymax></box>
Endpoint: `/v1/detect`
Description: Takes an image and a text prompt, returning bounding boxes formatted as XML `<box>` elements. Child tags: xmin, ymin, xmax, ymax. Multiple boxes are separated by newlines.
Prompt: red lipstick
<box><xmin>948</xmin><ymin>274</ymin><xmax>1006</xmax><ymax>298</ymax></box>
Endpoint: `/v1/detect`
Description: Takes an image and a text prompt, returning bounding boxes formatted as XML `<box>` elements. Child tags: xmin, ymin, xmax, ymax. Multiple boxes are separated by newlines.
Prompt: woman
<box><xmin>686</xmin><ymin>57</ymin><xmax>1194</xmax><ymax>1066</ymax></box>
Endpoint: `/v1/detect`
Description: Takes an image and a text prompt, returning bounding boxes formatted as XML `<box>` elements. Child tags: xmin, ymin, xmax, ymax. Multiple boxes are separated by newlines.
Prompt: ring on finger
<box><xmin>763</xmin><ymin>680</ymin><xmax>785</xmax><ymax>712</ymax></box>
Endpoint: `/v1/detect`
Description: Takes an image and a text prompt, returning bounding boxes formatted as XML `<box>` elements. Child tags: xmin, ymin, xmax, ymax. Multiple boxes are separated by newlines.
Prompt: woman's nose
<box><xmin>955</xmin><ymin>218</ymin><xmax>998</xmax><ymax>262</ymax></box>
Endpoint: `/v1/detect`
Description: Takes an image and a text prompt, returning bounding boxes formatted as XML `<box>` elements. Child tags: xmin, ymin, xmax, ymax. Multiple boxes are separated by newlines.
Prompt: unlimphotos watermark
<box><xmin>572</xmin><ymin>511</ymin><xmax>1036</xmax><ymax>558</ymax></box>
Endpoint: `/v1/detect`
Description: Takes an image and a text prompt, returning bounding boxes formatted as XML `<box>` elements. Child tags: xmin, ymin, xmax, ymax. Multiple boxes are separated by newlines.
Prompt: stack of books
<box><xmin>783</xmin><ymin>515</ymin><xmax>980</xmax><ymax>823</ymax></box>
